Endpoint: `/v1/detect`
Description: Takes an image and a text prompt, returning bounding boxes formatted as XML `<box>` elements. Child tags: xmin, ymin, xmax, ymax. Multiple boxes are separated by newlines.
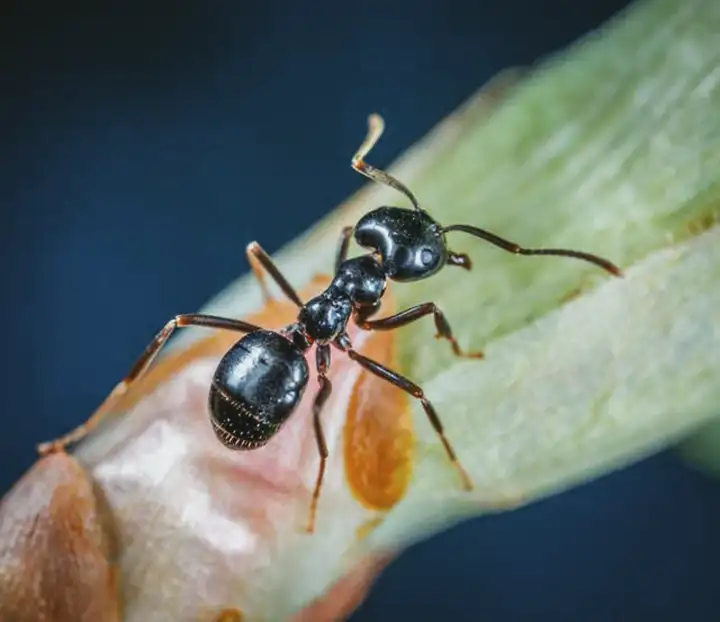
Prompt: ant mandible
<box><xmin>37</xmin><ymin>114</ymin><xmax>623</xmax><ymax>533</ymax></box>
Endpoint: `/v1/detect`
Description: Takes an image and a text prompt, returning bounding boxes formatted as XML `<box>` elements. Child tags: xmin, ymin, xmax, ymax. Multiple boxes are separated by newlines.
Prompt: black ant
<box><xmin>37</xmin><ymin>114</ymin><xmax>622</xmax><ymax>533</ymax></box>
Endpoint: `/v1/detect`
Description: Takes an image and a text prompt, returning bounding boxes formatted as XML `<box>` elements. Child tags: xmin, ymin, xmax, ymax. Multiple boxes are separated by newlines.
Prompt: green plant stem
<box><xmin>69</xmin><ymin>0</ymin><xmax>720</xmax><ymax>618</ymax></box>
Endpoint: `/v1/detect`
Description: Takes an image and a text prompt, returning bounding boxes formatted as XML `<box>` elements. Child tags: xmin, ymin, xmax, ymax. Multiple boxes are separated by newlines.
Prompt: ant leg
<box><xmin>37</xmin><ymin>314</ymin><xmax>261</xmax><ymax>455</ymax></box>
<box><xmin>340</xmin><ymin>343</ymin><xmax>473</xmax><ymax>491</ymax></box>
<box><xmin>335</xmin><ymin>226</ymin><xmax>353</xmax><ymax>272</ymax></box>
<box><xmin>306</xmin><ymin>345</ymin><xmax>333</xmax><ymax>534</ymax></box>
<box><xmin>351</xmin><ymin>114</ymin><xmax>423</xmax><ymax>211</ymax></box>
<box><xmin>357</xmin><ymin>302</ymin><xmax>484</xmax><ymax>359</ymax></box>
<box><xmin>246</xmin><ymin>241</ymin><xmax>304</xmax><ymax>307</ymax></box>
<box><xmin>447</xmin><ymin>250</ymin><xmax>472</xmax><ymax>271</ymax></box>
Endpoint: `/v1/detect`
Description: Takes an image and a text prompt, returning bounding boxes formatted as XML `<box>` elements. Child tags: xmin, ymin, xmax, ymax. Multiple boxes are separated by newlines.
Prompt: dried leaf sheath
<box><xmin>0</xmin><ymin>453</ymin><xmax>121</xmax><ymax>622</ymax></box>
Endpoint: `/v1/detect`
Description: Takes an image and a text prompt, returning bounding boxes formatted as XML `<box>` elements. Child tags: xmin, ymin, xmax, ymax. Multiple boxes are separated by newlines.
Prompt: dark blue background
<box><xmin>2</xmin><ymin>1</ymin><xmax>718</xmax><ymax>620</ymax></box>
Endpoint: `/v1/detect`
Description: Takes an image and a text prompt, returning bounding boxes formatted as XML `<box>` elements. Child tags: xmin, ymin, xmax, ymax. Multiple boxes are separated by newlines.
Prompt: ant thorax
<box><xmin>294</xmin><ymin>255</ymin><xmax>388</xmax><ymax>345</ymax></box>
<box><xmin>331</xmin><ymin>255</ymin><xmax>387</xmax><ymax>306</ymax></box>
<box><xmin>297</xmin><ymin>290</ymin><xmax>353</xmax><ymax>344</ymax></box>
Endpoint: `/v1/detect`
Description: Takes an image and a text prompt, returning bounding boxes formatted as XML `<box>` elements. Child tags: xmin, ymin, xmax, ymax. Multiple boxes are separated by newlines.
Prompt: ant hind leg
<box><xmin>37</xmin><ymin>314</ymin><xmax>261</xmax><ymax>455</ymax></box>
<box><xmin>339</xmin><ymin>341</ymin><xmax>473</xmax><ymax>491</ymax></box>
<box><xmin>306</xmin><ymin>345</ymin><xmax>333</xmax><ymax>534</ymax></box>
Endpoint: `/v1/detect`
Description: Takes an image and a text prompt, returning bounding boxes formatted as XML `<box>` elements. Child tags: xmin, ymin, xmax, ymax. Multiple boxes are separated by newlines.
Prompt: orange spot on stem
<box><xmin>343</xmin><ymin>303</ymin><xmax>415</xmax><ymax>511</ymax></box>
<box><xmin>213</xmin><ymin>607</ymin><xmax>244</xmax><ymax>622</ymax></box>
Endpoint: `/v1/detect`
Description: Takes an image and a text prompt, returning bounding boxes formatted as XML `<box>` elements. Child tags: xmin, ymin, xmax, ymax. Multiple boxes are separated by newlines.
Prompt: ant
<box><xmin>37</xmin><ymin>114</ymin><xmax>623</xmax><ymax>533</ymax></box>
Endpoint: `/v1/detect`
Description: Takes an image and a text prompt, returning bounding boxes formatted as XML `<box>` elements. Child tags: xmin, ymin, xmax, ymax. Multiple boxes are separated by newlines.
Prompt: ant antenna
<box><xmin>442</xmin><ymin>223</ymin><xmax>623</xmax><ymax>276</ymax></box>
<box><xmin>352</xmin><ymin>113</ymin><xmax>423</xmax><ymax>211</ymax></box>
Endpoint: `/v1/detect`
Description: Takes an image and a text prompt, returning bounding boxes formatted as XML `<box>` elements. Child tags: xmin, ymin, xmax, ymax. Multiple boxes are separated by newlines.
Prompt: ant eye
<box><xmin>420</xmin><ymin>248</ymin><xmax>435</xmax><ymax>266</ymax></box>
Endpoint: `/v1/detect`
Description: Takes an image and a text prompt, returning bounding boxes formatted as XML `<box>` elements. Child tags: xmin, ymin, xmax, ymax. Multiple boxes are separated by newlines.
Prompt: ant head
<box><xmin>349</xmin><ymin>114</ymin><xmax>622</xmax><ymax>283</ymax></box>
<box><xmin>354</xmin><ymin>206</ymin><xmax>449</xmax><ymax>282</ymax></box>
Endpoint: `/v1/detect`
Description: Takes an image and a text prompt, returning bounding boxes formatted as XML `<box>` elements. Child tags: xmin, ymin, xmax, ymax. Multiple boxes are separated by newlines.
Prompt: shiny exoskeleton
<box><xmin>37</xmin><ymin>114</ymin><xmax>623</xmax><ymax>534</ymax></box>
<box><xmin>209</xmin><ymin>329</ymin><xmax>310</xmax><ymax>449</ymax></box>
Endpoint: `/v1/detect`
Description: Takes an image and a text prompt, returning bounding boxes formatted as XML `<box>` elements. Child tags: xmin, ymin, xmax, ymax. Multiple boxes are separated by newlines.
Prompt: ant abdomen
<box><xmin>208</xmin><ymin>330</ymin><xmax>309</xmax><ymax>449</ymax></box>
<box><xmin>354</xmin><ymin>206</ymin><xmax>448</xmax><ymax>282</ymax></box>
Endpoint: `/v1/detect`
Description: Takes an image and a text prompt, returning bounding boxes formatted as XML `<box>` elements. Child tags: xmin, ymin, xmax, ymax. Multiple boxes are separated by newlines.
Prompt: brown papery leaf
<box><xmin>0</xmin><ymin>452</ymin><xmax>121</xmax><ymax>622</ymax></box>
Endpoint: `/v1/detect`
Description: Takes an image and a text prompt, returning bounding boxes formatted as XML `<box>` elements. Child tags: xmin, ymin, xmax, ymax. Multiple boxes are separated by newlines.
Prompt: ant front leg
<box><xmin>37</xmin><ymin>314</ymin><xmax>261</xmax><ymax>455</ymax></box>
<box><xmin>246</xmin><ymin>241</ymin><xmax>304</xmax><ymax>307</ymax></box>
<box><xmin>336</xmin><ymin>337</ymin><xmax>473</xmax><ymax>492</ymax></box>
<box><xmin>356</xmin><ymin>302</ymin><xmax>484</xmax><ymax>359</ymax></box>
<box><xmin>335</xmin><ymin>226</ymin><xmax>353</xmax><ymax>272</ymax></box>
<box><xmin>306</xmin><ymin>344</ymin><xmax>333</xmax><ymax>534</ymax></box>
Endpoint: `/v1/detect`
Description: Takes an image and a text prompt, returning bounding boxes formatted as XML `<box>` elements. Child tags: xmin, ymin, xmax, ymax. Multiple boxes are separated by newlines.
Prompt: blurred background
<box><xmin>2</xmin><ymin>0</ymin><xmax>719</xmax><ymax>620</ymax></box>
